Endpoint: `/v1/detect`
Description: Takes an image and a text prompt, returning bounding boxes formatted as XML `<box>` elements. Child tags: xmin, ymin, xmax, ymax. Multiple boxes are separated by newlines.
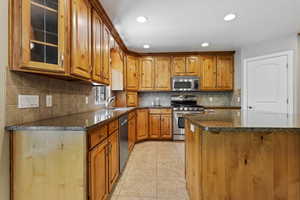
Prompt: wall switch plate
<box><xmin>46</xmin><ymin>95</ymin><xmax>52</xmax><ymax>107</ymax></box>
<box><xmin>190</xmin><ymin>124</ymin><xmax>195</xmax><ymax>132</ymax></box>
<box><xmin>85</xmin><ymin>96</ymin><xmax>89</xmax><ymax>104</ymax></box>
<box><xmin>18</xmin><ymin>95</ymin><xmax>39</xmax><ymax>108</ymax></box>
<box><xmin>209</xmin><ymin>97</ymin><xmax>213</xmax><ymax>102</ymax></box>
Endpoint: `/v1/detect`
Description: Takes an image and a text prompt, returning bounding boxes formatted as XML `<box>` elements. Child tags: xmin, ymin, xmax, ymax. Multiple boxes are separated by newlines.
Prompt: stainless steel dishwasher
<box><xmin>119</xmin><ymin>115</ymin><xmax>129</xmax><ymax>172</ymax></box>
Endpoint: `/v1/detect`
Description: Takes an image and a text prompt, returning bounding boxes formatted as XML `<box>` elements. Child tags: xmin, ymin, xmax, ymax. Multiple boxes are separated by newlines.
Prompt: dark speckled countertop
<box><xmin>6</xmin><ymin>106</ymin><xmax>241</xmax><ymax>132</ymax></box>
<box><xmin>185</xmin><ymin>109</ymin><xmax>300</xmax><ymax>132</ymax></box>
<box><xmin>6</xmin><ymin>108</ymin><xmax>136</xmax><ymax>131</ymax></box>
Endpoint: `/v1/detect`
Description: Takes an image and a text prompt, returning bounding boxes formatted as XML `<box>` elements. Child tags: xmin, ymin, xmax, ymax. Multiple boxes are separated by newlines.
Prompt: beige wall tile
<box><xmin>5</xmin><ymin>70</ymin><xmax>101</xmax><ymax>126</ymax></box>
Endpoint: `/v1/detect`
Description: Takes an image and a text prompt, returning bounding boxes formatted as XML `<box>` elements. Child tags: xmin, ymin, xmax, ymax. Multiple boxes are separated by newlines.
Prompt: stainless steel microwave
<box><xmin>172</xmin><ymin>76</ymin><xmax>199</xmax><ymax>91</ymax></box>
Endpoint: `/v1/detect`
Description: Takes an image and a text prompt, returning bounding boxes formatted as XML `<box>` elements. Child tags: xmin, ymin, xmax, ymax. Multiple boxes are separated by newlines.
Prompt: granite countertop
<box><xmin>6</xmin><ymin>108</ymin><xmax>136</xmax><ymax>131</ymax></box>
<box><xmin>205</xmin><ymin>106</ymin><xmax>241</xmax><ymax>109</ymax></box>
<box><xmin>6</xmin><ymin>106</ymin><xmax>241</xmax><ymax>132</ymax></box>
<box><xmin>139</xmin><ymin>106</ymin><xmax>172</xmax><ymax>109</ymax></box>
<box><xmin>185</xmin><ymin>109</ymin><xmax>300</xmax><ymax>132</ymax></box>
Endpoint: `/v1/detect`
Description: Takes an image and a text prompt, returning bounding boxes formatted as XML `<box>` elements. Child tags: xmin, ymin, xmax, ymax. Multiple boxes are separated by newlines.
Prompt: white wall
<box><xmin>0</xmin><ymin>0</ymin><xmax>9</xmax><ymax>200</ymax></box>
<box><xmin>234</xmin><ymin>49</ymin><xmax>242</xmax><ymax>89</ymax></box>
<box><xmin>240</xmin><ymin>33</ymin><xmax>300</xmax><ymax>113</ymax></box>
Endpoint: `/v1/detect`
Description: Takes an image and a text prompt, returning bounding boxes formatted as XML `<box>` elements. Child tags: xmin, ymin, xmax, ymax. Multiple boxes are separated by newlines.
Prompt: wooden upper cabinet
<box><xmin>71</xmin><ymin>0</ymin><xmax>92</xmax><ymax>79</ymax></box>
<box><xmin>171</xmin><ymin>56</ymin><xmax>199</xmax><ymax>76</ymax></box>
<box><xmin>154</xmin><ymin>57</ymin><xmax>171</xmax><ymax>91</ymax></box>
<box><xmin>19</xmin><ymin>0</ymin><xmax>67</xmax><ymax>73</ymax></box>
<box><xmin>108</xmin><ymin>131</ymin><xmax>119</xmax><ymax>192</ymax></box>
<box><xmin>200</xmin><ymin>55</ymin><xmax>234</xmax><ymax>91</ymax></box>
<box><xmin>186</xmin><ymin>56</ymin><xmax>199</xmax><ymax>75</ymax></box>
<box><xmin>149</xmin><ymin>114</ymin><xmax>161</xmax><ymax>139</ymax></box>
<box><xmin>126</xmin><ymin>56</ymin><xmax>139</xmax><ymax>90</ymax></box>
<box><xmin>200</xmin><ymin>56</ymin><xmax>217</xmax><ymax>90</ymax></box>
<box><xmin>127</xmin><ymin>92</ymin><xmax>138</xmax><ymax>107</ymax></box>
<box><xmin>139</xmin><ymin>57</ymin><xmax>155</xmax><ymax>91</ymax></box>
<box><xmin>172</xmin><ymin>57</ymin><xmax>186</xmax><ymax>75</ymax></box>
<box><xmin>136</xmin><ymin>109</ymin><xmax>149</xmax><ymax>141</ymax></box>
<box><xmin>89</xmin><ymin>140</ymin><xmax>108</xmax><ymax>200</ymax></box>
<box><xmin>160</xmin><ymin>114</ymin><xmax>172</xmax><ymax>139</ymax></box>
<box><xmin>102</xmin><ymin>26</ymin><xmax>110</xmax><ymax>85</ymax></box>
<box><xmin>216</xmin><ymin>56</ymin><xmax>234</xmax><ymax>90</ymax></box>
<box><xmin>91</xmin><ymin>9</ymin><xmax>102</xmax><ymax>83</ymax></box>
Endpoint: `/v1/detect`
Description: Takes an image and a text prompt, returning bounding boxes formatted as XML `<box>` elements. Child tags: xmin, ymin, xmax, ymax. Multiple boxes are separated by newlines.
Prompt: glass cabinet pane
<box><xmin>30</xmin><ymin>0</ymin><xmax>59</xmax><ymax>65</ymax></box>
<box><xmin>30</xmin><ymin>43</ymin><xmax>58</xmax><ymax>65</ymax></box>
<box><xmin>32</xmin><ymin>0</ymin><xmax>58</xmax><ymax>10</ymax></box>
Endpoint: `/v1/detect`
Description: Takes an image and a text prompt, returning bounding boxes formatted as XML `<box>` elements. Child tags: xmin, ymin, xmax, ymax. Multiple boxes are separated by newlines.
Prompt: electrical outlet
<box><xmin>85</xmin><ymin>96</ymin><xmax>89</xmax><ymax>104</ymax></box>
<box><xmin>209</xmin><ymin>97</ymin><xmax>213</xmax><ymax>102</ymax></box>
<box><xmin>46</xmin><ymin>95</ymin><xmax>52</xmax><ymax>107</ymax></box>
<box><xmin>18</xmin><ymin>95</ymin><xmax>39</xmax><ymax>108</ymax></box>
<box><xmin>190</xmin><ymin>124</ymin><xmax>195</xmax><ymax>132</ymax></box>
<box><xmin>237</xmin><ymin>97</ymin><xmax>241</xmax><ymax>103</ymax></box>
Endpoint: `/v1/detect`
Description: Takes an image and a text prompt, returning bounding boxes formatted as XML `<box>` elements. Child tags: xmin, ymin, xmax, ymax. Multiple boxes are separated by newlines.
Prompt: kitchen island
<box><xmin>184</xmin><ymin>109</ymin><xmax>300</xmax><ymax>200</ymax></box>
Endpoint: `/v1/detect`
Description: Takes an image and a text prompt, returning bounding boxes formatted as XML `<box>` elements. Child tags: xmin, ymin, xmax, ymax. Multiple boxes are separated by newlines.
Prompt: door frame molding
<box><xmin>242</xmin><ymin>50</ymin><xmax>294</xmax><ymax>114</ymax></box>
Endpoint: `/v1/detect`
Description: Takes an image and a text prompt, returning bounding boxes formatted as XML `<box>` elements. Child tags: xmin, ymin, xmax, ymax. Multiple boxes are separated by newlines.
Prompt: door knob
<box><xmin>248</xmin><ymin>106</ymin><xmax>253</xmax><ymax>109</ymax></box>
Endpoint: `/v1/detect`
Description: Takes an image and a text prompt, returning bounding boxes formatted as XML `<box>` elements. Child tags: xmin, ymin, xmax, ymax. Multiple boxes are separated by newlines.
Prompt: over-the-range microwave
<box><xmin>172</xmin><ymin>76</ymin><xmax>200</xmax><ymax>91</ymax></box>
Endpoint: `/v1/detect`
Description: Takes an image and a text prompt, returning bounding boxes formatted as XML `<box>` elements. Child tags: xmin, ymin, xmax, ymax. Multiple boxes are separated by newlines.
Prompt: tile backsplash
<box><xmin>6</xmin><ymin>69</ymin><xmax>103</xmax><ymax>126</ymax></box>
<box><xmin>139</xmin><ymin>90</ymin><xmax>241</xmax><ymax>107</ymax></box>
<box><xmin>5</xmin><ymin>68</ymin><xmax>241</xmax><ymax>126</ymax></box>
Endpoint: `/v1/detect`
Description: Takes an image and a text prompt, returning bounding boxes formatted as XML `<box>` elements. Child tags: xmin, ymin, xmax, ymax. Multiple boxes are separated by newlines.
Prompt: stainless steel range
<box><xmin>171</xmin><ymin>95</ymin><xmax>205</xmax><ymax>140</ymax></box>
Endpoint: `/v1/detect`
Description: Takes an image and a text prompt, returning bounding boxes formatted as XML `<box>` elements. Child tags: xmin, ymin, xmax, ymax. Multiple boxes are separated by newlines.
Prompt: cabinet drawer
<box><xmin>149</xmin><ymin>109</ymin><xmax>172</xmax><ymax>114</ymax></box>
<box><xmin>149</xmin><ymin>109</ymin><xmax>161</xmax><ymax>114</ymax></box>
<box><xmin>89</xmin><ymin>125</ymin><xmax>108</xmax><ymax>149</ymax></box>
<box><xmin>109</xmin><ymin>120</ymin><xmax>119</xmax><ymax>135</ymax></box>
<box><xmin>160</xmin><ymin>109</ymin><xmax>172</xmax><ymax>114</ymax></box>
<box><xmin>128</xmin><ymin>111</ymin><xmax>136</xmax><ymax>120</ymax></box>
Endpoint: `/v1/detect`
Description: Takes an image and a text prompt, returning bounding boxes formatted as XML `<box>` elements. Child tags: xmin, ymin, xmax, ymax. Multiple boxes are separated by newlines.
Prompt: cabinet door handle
<box><xmin>59</xmin><ymin>54</ymin><xmax>64</xmax><ymax>67</ymax></box>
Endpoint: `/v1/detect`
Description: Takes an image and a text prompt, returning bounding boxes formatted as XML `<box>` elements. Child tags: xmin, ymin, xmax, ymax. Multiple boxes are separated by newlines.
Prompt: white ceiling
<box><xmin>99</xmin><ymin>0</ymin><xmax>300</xmax><ymax>53</ymax></box>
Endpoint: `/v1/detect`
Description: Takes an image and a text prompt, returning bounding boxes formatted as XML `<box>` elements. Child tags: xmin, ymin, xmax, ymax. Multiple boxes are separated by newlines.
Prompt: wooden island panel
<box><xmin>185</xmin><ymin>121</ymin><xmax>300</xmax><ymax>200</ymax></box>
<box><xmin>12</xmin><ymin>131</ymin><xmax>87</xmax><ymax>200</ymax></box>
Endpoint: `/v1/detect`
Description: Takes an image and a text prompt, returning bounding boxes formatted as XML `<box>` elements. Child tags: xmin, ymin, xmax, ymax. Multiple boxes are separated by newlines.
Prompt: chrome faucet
<box><xmin>105</xmin><ymin>96</ymin><xmax>116</xmax><ymax>108</ymax></box>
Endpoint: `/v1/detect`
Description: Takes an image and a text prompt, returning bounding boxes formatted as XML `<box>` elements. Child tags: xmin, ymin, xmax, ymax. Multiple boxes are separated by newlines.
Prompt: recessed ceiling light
<box><xmin>201</xmin><ymin>42</ymin><xmax>210</xmax><ymax>47</ymax></box>
<box><xmin>143</xmin><ymin>44</ymin><xmax>150</xmax><ymax>49</ymax></box>
<box><xmin>224</xmin><ymin>13</ymin><xmax>236</xmax><ymax>21</ymax></box>
<box><xmin>136</xmin><ymin>16</ymin><xmax>148</xmax><ymax>23</ymax></box>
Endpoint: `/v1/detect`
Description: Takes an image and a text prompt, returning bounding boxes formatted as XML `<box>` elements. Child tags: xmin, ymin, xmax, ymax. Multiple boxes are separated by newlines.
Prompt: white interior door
<box><xmin>246</xmin><ymin>55</ymin><xmax>288</xmax><ymax>113</ymax></box>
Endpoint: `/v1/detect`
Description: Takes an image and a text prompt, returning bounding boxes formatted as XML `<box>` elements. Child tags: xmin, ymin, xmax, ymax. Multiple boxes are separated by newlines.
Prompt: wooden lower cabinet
<box><xmin>128</xmin><ymin>113</ymin><xmax>137</xmax><ymax>152</ymax></box>
<box><xmin>160</xmin><ymin>114</ymin><xmax>172</xmax><ymax>139</ymax></box>
<box><xmin>136</xmin><ymin>109</ymin><xmax>149</xmax><ymax>141</ymax></box>
<box><xmin>89</xmin><ymin>126</ymin><xmax>119</xmax><ymax>200</ymax></box>
<box><xmin>149</xmin><ymin>114</ymin><xmax>161</xmax><ymax>139</ymax></box>
<box><xmin>108</xmin><ymin>131</ymin><xmax>119</xmax><ymax>192</ymax></box>
<box><xmin>89</xmin><ymin>140</ymin><xmax>109</xmax><ymax>200</ymax></box>
<box><xmin>149</xmin><ymin>109</ymin><xmax>172</xmax><ymax>140</ymax></box>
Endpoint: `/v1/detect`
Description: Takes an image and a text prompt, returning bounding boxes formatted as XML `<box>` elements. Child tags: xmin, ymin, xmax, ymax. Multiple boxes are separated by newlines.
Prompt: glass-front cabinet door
<box><xmin>21</xmin><ymin>0</ymin><xmax>66</xmax><ymax>73</ymax></box>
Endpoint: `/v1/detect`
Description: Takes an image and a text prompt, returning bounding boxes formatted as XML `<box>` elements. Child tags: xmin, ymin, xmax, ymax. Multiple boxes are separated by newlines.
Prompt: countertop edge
<box><xmin>185</xmin><ymin>115</ymin><xmax>300</xmax><ymax>132</ymax></box>
<box><xmin>6</xmin><ymin>108</ymin><xmax>137</xmax><ymax>132</ymax></box>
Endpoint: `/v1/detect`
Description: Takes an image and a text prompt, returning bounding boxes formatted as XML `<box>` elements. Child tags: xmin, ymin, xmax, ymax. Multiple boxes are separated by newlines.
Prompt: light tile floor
<box><xmin>111</xmin><ymin>141</ymin><xmax>189</xmax><ymax>200</ymax></box>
